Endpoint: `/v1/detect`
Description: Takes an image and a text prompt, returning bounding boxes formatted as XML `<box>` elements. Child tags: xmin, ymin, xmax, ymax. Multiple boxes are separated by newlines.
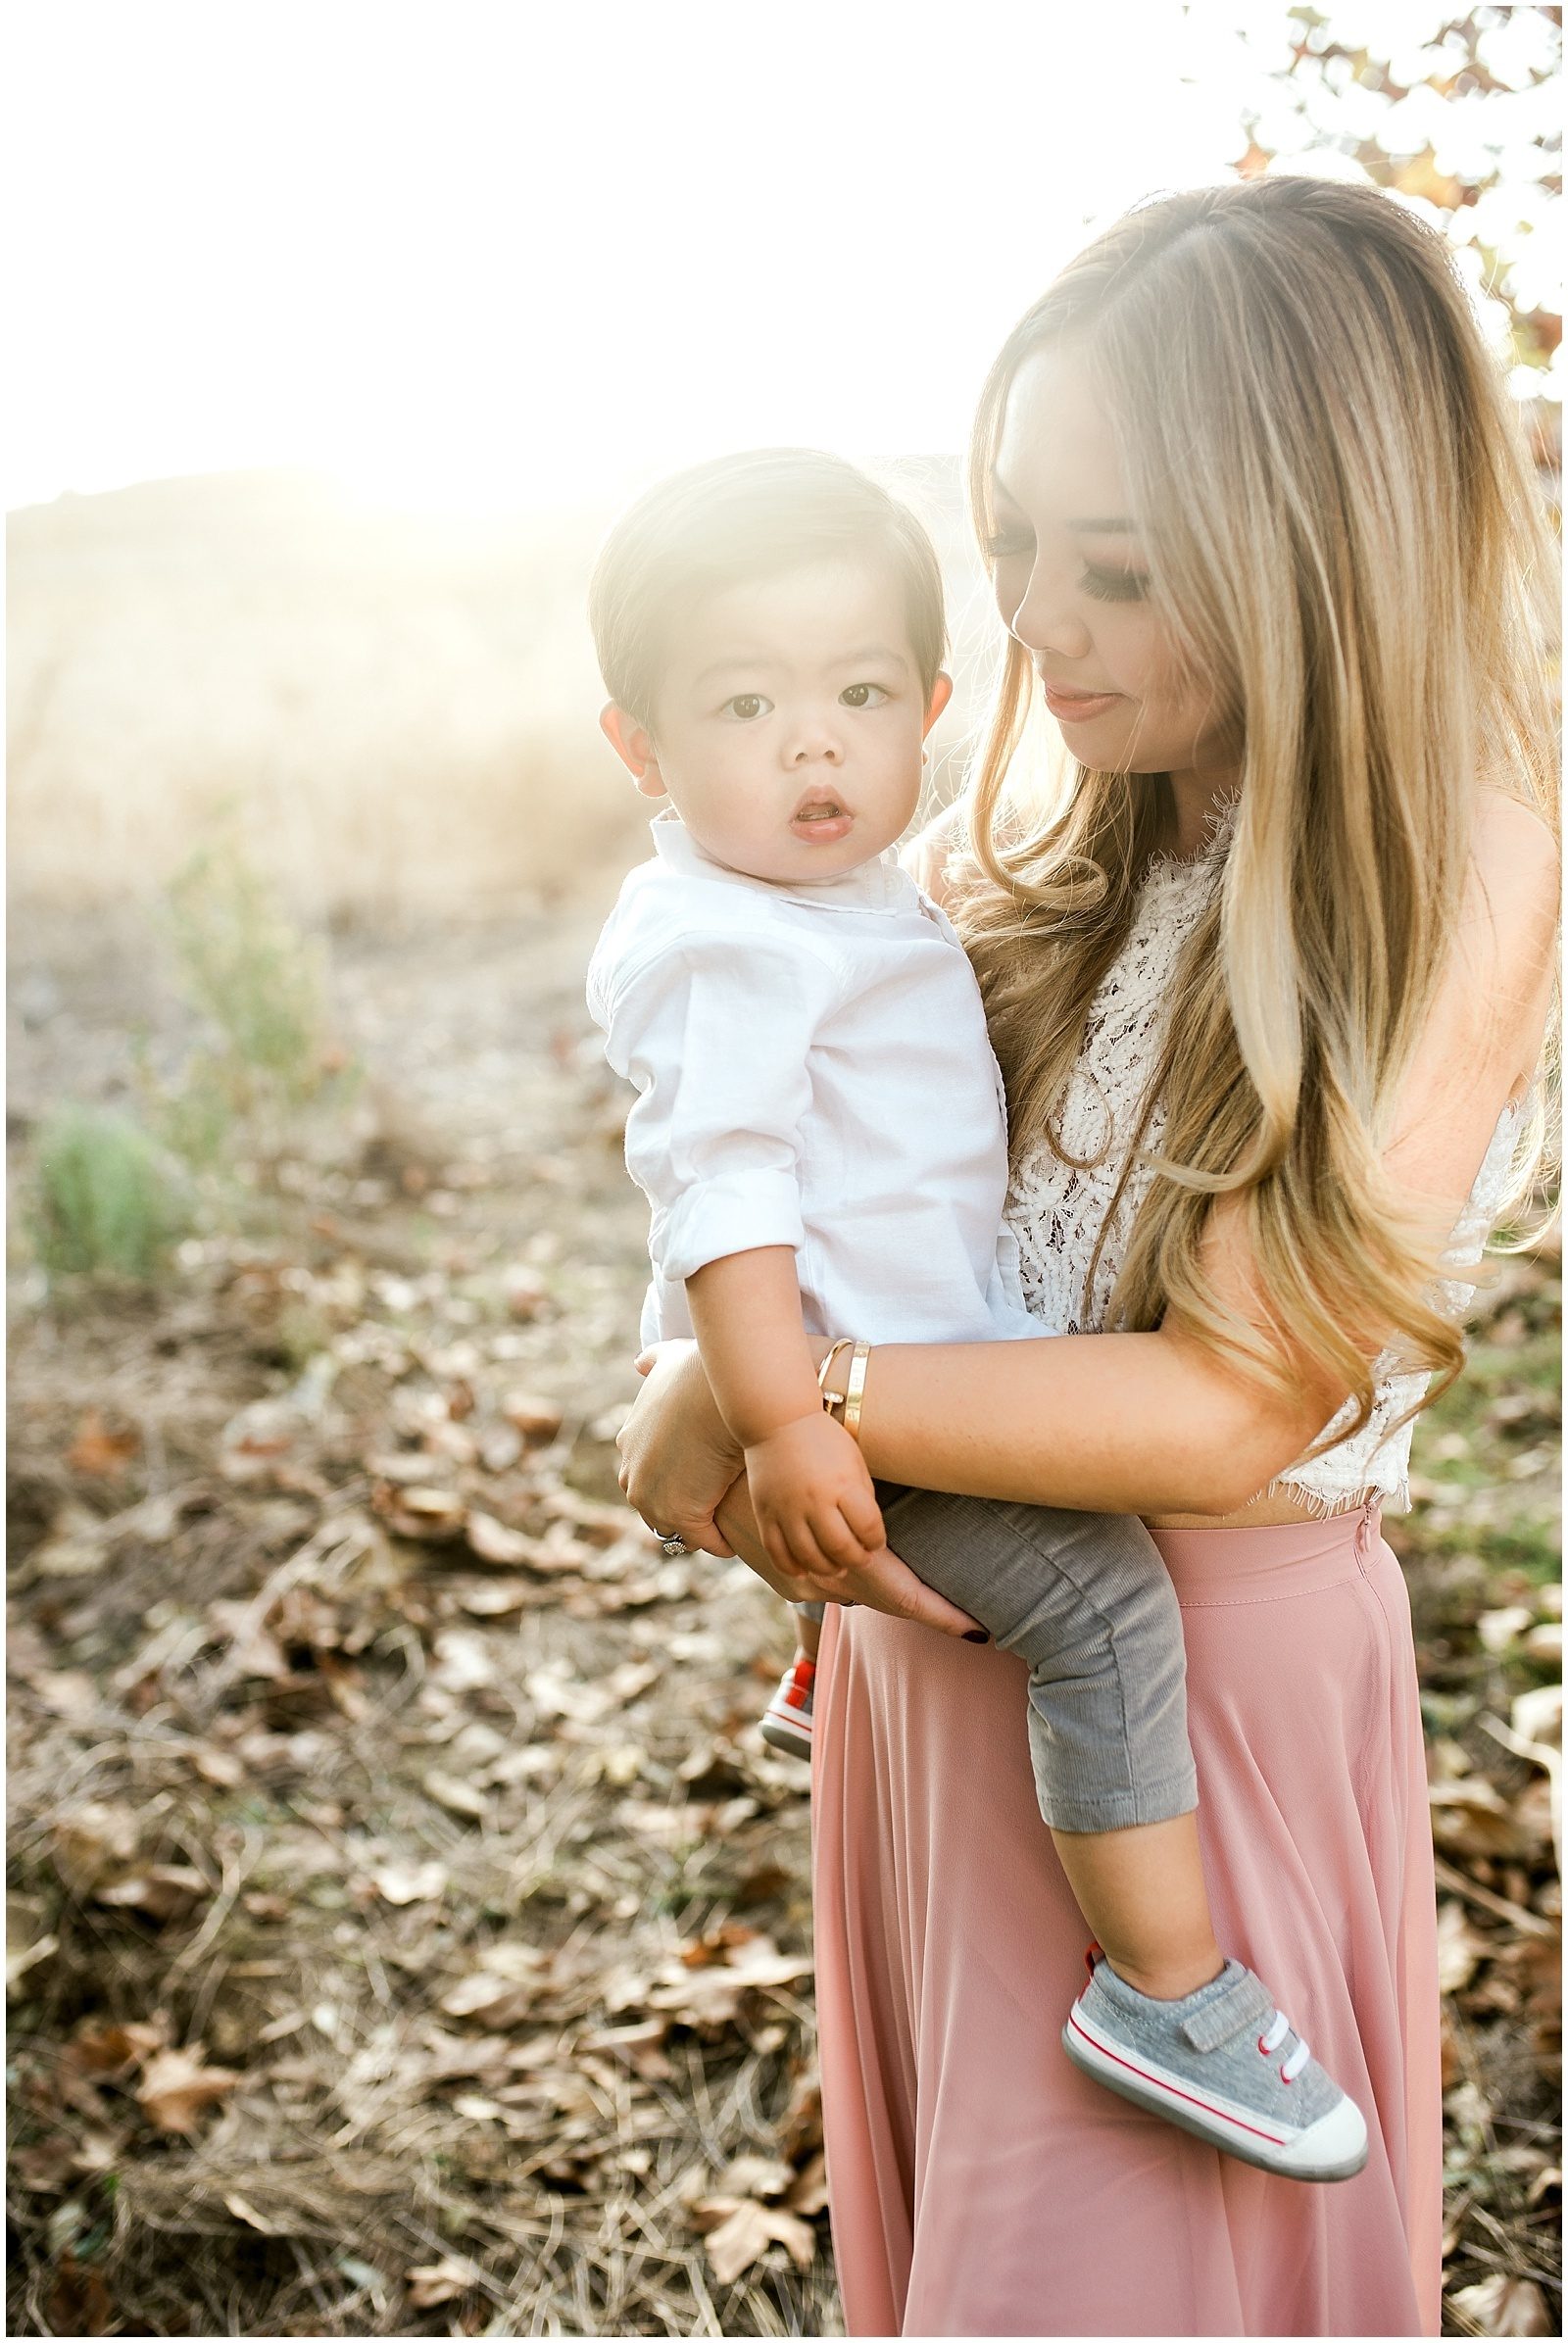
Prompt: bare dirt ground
<box><xmin>7</xmin><ymin>904</ymin><xmax>1562</xmax><ymax>2338</ymax></box>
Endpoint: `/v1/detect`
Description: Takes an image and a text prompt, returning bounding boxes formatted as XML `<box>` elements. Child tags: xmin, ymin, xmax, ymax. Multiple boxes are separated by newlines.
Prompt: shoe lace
<box><xmin>1259</xmin><ymin>2009</ymin><xmax>1310</xmax><ymax>2083</ymax></box>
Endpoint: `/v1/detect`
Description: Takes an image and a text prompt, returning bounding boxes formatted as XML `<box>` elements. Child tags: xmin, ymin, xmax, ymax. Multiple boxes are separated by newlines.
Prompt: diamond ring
<box><xmin>658</xmin><ymin>1531</ymin><xmax>688</xmax><ymax>1558</ymax></box>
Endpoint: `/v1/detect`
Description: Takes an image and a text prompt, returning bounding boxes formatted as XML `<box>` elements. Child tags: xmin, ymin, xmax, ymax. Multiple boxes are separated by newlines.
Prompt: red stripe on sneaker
<box><xmin>1067</xmin><ymin>2011</ymin><xmax>1291</xmax><ymax>2147</ymax></box>
<box><xmin>765</xmin><ymin>1704</ymin><xmax>812</xmax><ymax>1735</ymax></box>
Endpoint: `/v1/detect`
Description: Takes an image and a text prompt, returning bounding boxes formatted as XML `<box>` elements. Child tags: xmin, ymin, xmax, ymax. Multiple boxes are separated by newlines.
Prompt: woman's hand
<box><xmin>616</xmin><ymin>1339</ymin><xmax>745</xmax><ymax>1557</ymax></box>
<box><xmin>712</xmin><ymin>1475</ymin><xmax>988</xmax><ymax>1639</ymax></box>
<box><xmin>618</xmin><ymin>1340</ymin><xmax>988</xmax><ymax>1639</ymax></box>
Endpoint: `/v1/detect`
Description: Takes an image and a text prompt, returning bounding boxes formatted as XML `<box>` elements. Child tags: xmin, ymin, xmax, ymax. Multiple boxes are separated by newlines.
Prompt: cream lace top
<box><xmin>1004</xmin><ymin>836</ymin><xmax>1527</xmax><ymax>1515</ymax></box>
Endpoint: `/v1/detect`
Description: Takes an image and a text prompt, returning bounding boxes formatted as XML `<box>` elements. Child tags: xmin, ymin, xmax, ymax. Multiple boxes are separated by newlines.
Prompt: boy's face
<box><xmin>602</xmin><ymin>558</ymin><xmax>951</xmax><ymax>885</ymax></box>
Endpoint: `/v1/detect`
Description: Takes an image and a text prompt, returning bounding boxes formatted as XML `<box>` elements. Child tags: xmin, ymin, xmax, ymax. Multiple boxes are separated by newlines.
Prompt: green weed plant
<box><xmin>28</xmin><ymin>1105</ymin><xmax>194</xmax><ymax>1283</ymax></box>
<box><xmin>143</xmin><ymin>830</ymin><xmax>360</xmax><ymax>1188</ymax></box>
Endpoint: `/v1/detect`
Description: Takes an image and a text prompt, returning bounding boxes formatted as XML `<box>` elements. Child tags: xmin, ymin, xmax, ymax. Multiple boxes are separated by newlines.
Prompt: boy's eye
<box><xmin>984</xmin><ymin>533</ymin><xmax>1034</xmax><ymax>562</ymax></box>
<box><xmin>722</xmin><ymin>693</ymin><xmax>772</xmax><ymax>720</ymax></box>
<box><xmin>840</xmin><ymin>682</ymin><xmax>889</xmax><ymax>708</ymax></box>
<box><xmin>1080</xmin><ymin>563</ymin><xmax>1150</xmax><ymax>605</ymax></box>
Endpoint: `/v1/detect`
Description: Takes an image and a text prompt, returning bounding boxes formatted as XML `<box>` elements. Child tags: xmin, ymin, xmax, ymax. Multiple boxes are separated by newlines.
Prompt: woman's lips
<box><xmin>1042</xmin><ymin>683</ymin><xmax>1121</xmax><ymax>723</ymax></box>
<box><xmin>791</xmin><ymin>802</ymin><xmax>854</xmax><ymax>844</ymax></box>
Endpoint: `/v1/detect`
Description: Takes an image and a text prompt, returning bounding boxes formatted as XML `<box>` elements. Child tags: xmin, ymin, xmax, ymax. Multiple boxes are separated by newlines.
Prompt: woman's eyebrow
<box><xmin>990</xmin><ymin>472</ymin><xmax>1138</xmax><ymax>534</ymax></box>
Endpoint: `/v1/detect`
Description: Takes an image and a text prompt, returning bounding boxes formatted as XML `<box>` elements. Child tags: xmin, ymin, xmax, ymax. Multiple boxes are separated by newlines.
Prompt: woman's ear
<box><xmin>922</xmin><ymin>672</ymin><xmax>955</xmax><ymax>735</ymax></box>
<box><xmin>600</xmin><ymin>703</ymin><xmax>668</xmax><ymax>799</ymax></box>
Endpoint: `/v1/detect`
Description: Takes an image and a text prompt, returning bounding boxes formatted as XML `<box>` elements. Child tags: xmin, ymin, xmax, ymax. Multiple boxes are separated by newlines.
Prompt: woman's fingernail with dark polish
<box><xmin>962</xmin><ymin>1628</ymin><xmax>991</xmax><ymax>1643</ymax></box>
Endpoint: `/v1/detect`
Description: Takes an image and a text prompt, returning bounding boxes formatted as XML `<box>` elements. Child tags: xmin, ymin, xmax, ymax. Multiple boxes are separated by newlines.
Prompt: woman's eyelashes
<box><xmin>985</xmin><ymin>525</ymin><xmax>1151</xmax><ymax>607</ymax></box>
<box><xmin>719</xmin><ymin>683</ymin><xmax>890</xmax><ymax>720</ymax></box>
<box><xmin>1080</xmin><ymin>563</ymin><xmax>1150</xmax><ymax>605</ymax></box>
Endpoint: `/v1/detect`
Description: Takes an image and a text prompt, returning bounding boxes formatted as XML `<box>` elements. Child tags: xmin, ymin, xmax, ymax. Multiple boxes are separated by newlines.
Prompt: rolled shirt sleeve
<box><xmin>598</xmin><ymin>928</ymin><xmax>848</xmax><ymax>1288</ymax></box>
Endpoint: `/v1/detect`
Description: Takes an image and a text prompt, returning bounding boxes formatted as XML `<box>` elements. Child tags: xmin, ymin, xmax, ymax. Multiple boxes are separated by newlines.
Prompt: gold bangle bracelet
<box><xmin>841</xmin><ymin>1341</ymin><xmax>871</xmax><ymax>1441</ymax></box>
<box><xmin>816</xmin><ymin>1337</ymin><xmax>855</xmax><ymax>1421</ymax></box>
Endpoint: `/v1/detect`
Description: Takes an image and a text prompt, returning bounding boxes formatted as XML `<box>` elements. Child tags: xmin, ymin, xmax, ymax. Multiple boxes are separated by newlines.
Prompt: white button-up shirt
<box><xmin>587</xmin><ymin>811</ymin><xmax>1044</xmax><ymax>1350</ymax></box>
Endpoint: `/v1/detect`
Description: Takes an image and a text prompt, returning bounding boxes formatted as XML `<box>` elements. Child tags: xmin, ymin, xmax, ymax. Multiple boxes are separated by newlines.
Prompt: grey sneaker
<box><xmin>1062</xmin><ymin>1944</ymin><xmax>1369</xmax><ymax>2182</ymax></box>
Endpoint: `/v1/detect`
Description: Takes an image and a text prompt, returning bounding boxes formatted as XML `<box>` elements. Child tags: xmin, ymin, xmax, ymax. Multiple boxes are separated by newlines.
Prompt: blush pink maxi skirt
<box><xmin>810</xmin><ymin>1503</ymin><xmax>1443</xmax><ymax>2338</ymax></box>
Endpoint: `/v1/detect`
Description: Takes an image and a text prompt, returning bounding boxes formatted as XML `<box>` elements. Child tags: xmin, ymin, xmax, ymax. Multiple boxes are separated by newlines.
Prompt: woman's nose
<box><xmin>1004</xmin><ymin>567</ymin><xmax>1093</xmax><ymax>662</ymax></box>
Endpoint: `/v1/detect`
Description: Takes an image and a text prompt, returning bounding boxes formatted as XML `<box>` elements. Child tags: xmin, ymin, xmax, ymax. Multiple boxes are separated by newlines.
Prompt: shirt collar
<box><xmin>647</xmin><ymin>808</ymin><xmax>916</xmax><ymax>914</ymax></box>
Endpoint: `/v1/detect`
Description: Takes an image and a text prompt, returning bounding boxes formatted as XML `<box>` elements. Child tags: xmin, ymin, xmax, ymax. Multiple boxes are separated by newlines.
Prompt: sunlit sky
<box><xmin>7</xmin><ymin>1</ymin><xmax>1558</xmax><ymax>515</ymax></box>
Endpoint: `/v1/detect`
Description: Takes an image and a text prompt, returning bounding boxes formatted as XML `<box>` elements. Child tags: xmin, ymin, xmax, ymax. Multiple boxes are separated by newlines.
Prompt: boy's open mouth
<box><xmin>790</xmin><ymin>795</ymin><xmax>854</xmax><ymax>844</ymax></box>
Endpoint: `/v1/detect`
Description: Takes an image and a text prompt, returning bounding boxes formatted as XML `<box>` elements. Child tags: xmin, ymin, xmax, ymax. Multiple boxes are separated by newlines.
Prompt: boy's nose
<box><xmin>785</xmin><ymin>724</ymin><xmax>844</xmax><ymax>765</ymax></box>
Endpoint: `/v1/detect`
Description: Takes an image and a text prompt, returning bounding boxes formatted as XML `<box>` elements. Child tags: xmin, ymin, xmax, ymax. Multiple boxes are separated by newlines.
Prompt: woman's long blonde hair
<box><xmin>956</xmin><ymin>176</ymin><xmax>1558</xmax><ymax>1444</ymax></box>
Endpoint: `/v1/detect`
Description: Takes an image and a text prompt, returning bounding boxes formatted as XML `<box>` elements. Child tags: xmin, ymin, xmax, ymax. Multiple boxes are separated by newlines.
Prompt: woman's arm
<box><xmin>620</xmin><ymin>1339</ymin><xmax>988</xmax><ymax>1635</ymax></box>
<box><xmin>622</xmin><ymin>796</ymin><xmax>1556</xmax><ymax>1539</ymax></box>
<box><xmin>845</xmin><ymin>792</ymin><xmax>1559</xmax><ymax>1516</ymax></box>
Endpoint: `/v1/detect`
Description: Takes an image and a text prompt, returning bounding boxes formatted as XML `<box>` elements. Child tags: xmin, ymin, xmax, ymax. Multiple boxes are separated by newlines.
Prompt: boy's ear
<box><xmin>600</xmin><ymin>703</ymin><xmax>668</xmax><ymax>799</ymax></box>
<box><xmin>922</xmin><ymin>672</ymin><xmax>955</xmax><ymax>735</ymax></box>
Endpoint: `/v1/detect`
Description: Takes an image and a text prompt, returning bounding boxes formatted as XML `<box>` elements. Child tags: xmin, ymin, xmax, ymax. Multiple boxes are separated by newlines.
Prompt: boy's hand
<box><xmin>745</xmin><ymin>1412</ymin><xmax>885</xmax><ymax>1582</ymax></box>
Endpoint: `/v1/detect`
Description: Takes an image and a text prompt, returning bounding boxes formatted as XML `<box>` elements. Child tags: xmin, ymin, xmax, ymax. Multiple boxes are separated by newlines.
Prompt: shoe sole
<box><xmin>760</xmin><ymin>1713</ymin><xmax>812</xmax><ymax>1760</ymax></box>
<box><xmin>1062</xmin><ymin>2009</ymin><xmax>1369</xmax><ymax>2183</ymax></box>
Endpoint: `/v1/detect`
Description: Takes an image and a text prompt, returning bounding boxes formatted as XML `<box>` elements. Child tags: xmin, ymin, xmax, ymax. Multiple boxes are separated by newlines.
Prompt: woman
<box><xmin>617</xmin><ymin>178</ymin><xmax>1558</xmax><ymax>2336</ymax></box>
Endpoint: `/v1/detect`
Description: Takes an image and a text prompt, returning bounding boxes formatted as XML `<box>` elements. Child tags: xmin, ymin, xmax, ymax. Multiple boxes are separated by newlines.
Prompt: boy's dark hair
<box><xmin>588</xmin><ymin>447</ymin><xmax>947</xmax><ymax>731</ymax></box>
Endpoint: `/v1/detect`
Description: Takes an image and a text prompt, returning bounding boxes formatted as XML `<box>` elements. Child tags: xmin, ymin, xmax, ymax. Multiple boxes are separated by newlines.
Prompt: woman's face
<box><xmin>987</xmin><ymin>347</ymin><xmax>1236</xmax><ymax>791</ymax></box>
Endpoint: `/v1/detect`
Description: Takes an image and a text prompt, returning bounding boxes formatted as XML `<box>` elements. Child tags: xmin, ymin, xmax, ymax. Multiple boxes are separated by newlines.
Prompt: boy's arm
<box><xmin>686</xmin><ymin>1247</ymin><xmax>884</xmax><ymax>1576</ymax></box>
<box><xmin>684</xmin><ymin>1245</ymin><xmax>819</xmax><ymax>1442</ymax></box>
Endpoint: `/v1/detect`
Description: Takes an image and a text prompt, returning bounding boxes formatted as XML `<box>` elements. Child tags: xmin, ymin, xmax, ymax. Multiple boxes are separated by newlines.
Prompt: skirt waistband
<box><xmin>1150</xmin><ymin>1500</ymin><xmax>1384</xmax><ymax>1606</ymax></box>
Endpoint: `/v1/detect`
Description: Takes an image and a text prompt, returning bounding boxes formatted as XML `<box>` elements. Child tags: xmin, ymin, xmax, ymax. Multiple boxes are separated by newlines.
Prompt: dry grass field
<box><xmin>6</xmin><ymin>473</ymin><xmax>1561</xmax><ymax>2337</ymax></box>
<box><xmin>7</xmin><ymin>465</ymin><xmax>996</xmax><ymax>929</ymax></box>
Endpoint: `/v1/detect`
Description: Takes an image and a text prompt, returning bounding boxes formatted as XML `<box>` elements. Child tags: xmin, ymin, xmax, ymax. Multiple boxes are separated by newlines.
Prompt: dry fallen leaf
<box><xmin>785</xmin><ymin>2150</ymin><xmax>831</xmax><ymax>2217</ymax></box>
<box><xmin>405</xmin><ymin>2255</ymin><xmax>482</xmax><ymax>2308</ymax></box>
<box><xmin>223</xmin><ymin>2191</ymin><xmax>277</xmax><ymax>2233</ymax></box>
<box><xmin>30</xmin><ymin>1670</ymin><xmax>99</xmax><ymax>1722</ymax></box>
<box><xmin>424</xmin><ymin>1769</ymin><xmax>489</xmax><ymax>1820</ymax></box>
<box><xmin>372</xmin><ymin>1860</ymin><xmax>449</xmax><ymax>1907</ymax></box>
<box><xmin>6</xmin><ymin>1897</ymin><xmax>59</xmax><ymax>1999</ymax></box>
<box><xmin>207</xmin><ymin>1599</ymin><xmax>291</xmax><ymax>1683</ymax></box>
<box><xmin>219</xmin><ymin>1399</ymin><xmax>299</xmax><ymax>1484</ymax></box>
<box><xmin>1477</xmin><ymin>1605</ymin><xmax>1534</xmax><ymax>1654</ymax></box>
<box><xmin>24</xmin><ymin>1506</ymin><xmax>111</xmax><ymax>1582</ymax></box>
<box><xmin>46</xmin><ymin>2251</ymin><xmax>114</xmax><ymax>2337</ymax></box>
<box><xmin>53</xmin><ymin>1802</ymin><xmax>140</xmax><ymax>1894</ymax></box>
<box><xmin>67</xmin><ymin>1409</ymin><xmax>141</xmax><ymax>1476</ymax></box>
<box><xmin>696</xmin><ymin>2195</ymin><xmax>817</xmax><ymax>2285</ymax></box>
<box><xmin>466</xmin><ymin>1510</ymin><xmax>536</xmax><ymax>1567</ymax></box>
<box><xmin>430</xmin><ymin>1628</ymin><xmax>498</xmax><ymax>1691</ymax></box>
<box><xmin>1446</xmin><ymin>2272</ymin><xmax>1552</xmax><ymax>2334</ymax></box>
<box><xmin>379</xmin><ymin>1486</ymin><xmax>467</xmax><ymax>1540</ymax></box>
<box><xmin>1512</xmin><ymin>1684</ymin><xmax>1561</xmax><ymax>1750</ymax></box>
<box><xmin>500</xmin><ymin>1268</ymin><xmax>549</xmax><ymax>1321</ymax></box>
<box><xmin>438</xmin><ymin>1947</ymin><xmax>550</xmax><ymax>2029</ymax></box>
<box><xmin>500</xmin><ymin>1391</ymin><xmax>564</xmax><ymax>1440</ymax></box>
<box><xmin>527</xmin><ymin>1664</ymin><xmax>615</xmax><ymax>1725</ymax></box>
<box><xmin>455</xmin><ymin>1578</ymin><xmax>546</xmax><ymax>1615</ymax></box>
<box><xmin>136</xmin><ymin>2043</ymin><xmax>243</xmax><ymax>2134</ymax></box>
<box><xmin>1435</xmin><ymin>1900</ymin><xmax>1489</xmax><ymax>1995</ymax></box>
<box><xmin>478</xmin><ymin>1424</ymin><xmax>524</xmax><ymax>1474</ymax></box>
<box><xmin>577</xmin><ymin>2018</ymin><xmax>673</xmax><ymax>2080</ymax></box>
<box><xmin>712</xmin><ymin>2152</ymin><xmax>794</xmax><ymax>2199</ymax></box>
<box><xmin>97</xmin><ymin>1865</ymin><xmax>210</xmax><ymax>1922</ymax></box>
<box><xmin>1428</xmin><ymin>1779</ymin><xmax>1524</xmax><ymax>1861</ymax></box>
